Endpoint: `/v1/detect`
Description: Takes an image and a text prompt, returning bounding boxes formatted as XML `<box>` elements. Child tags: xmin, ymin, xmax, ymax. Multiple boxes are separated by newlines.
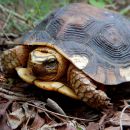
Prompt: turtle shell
<box><xmin>21</xmin><ymin>3</ymin><xmax>130</xmax><ymax>85</ymax></box>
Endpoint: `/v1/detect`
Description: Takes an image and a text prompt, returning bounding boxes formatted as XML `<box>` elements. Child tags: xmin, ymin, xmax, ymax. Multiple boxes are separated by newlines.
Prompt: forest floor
<box><xmin>0</xmin><ymin>1</ymin><xmax>130</xmax><ymax>130</ymax></box>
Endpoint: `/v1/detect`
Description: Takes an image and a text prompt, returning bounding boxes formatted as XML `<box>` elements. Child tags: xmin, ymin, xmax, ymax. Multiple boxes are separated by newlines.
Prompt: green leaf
<box><xmin>106</xmin><ymin>0</ymin><xmax>113</xmax><ymax>4</ymax></box>
<box><xmin>120</xmin><ymin>6</ymin><xmax>130</xmax><ymax>15</ymax></box>
<box><xmin>88</xmin><ymin>0</ymin><xmax>106</xmax><ymax>8</ymax></box>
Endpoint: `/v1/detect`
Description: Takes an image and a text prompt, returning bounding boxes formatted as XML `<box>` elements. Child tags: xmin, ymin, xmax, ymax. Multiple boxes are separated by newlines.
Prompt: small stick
<box><xmin>0</xmin><ymin>4</ymin><xmax>27</xmax><ymax>22</ymax></box>
<box><xmin>1</xmin><ymin>12</ymin><xmax>12</xmax><ymax>41</ymax></box>
<box><xmin>27</xmin><ymin>102</ymin><xmax>93</xmax><ymax>122</ymax></box>
<box><xmin>0</xmin><ymin>33</ymin><xmax>19</xmax><ymax>38</ymax></box>
<box><xmin>0</xmin><ymin>84</ymin><xmax>34</xmax><ymax>101</ymax></box>
<box><xmin>2</xmin><ymin>12</ymin><xmax>12</xmax><ymax>30</ymax></box>
<box><xmin>120</xmin><ymin>105</ymin><xmax>130</xmax><ymax>130</ymax></box>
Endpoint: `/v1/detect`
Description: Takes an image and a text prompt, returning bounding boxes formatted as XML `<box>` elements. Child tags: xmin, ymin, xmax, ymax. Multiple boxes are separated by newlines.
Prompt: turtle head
<box><xmin>30</xmin><ymin>50</ymin><xmax>58</xmax><ymax>76</ymax></box>
<box><xmin>28</xmin><ymin>46</ymin><xmax>68</xmax><ymax>81</ymax></box>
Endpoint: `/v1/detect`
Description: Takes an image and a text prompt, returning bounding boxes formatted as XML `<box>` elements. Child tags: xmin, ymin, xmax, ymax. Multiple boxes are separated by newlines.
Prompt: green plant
<box><xmin>88</xmin><ymin>0</ymin><xmax>105</xmax><ymax>8</ymax></box>
<box><xmin>0</xmin><ymin>0</ymin><xmax>17</xmax><ymax>5</ymax></box>
<box><xmin>88</xmin><ymin>0</ymin><xmax>113</xmax><ymax>8</ymax></box>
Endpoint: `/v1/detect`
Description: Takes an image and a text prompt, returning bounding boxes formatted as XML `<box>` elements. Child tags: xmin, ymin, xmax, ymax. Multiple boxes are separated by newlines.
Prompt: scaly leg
<box><xmin>67</xmin><ymin>65</ymin><xmax>111</xmax><ymax>108</ymax></box>
<box><xmin>1</xmin><ymin>46</ymin><xmax>29</xmax><ymax>74</ymax></box>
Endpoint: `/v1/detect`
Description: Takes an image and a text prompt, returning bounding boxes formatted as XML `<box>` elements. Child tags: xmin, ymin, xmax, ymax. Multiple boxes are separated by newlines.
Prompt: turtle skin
<box><xmin>1</xmin><ymin>3</ymin><xmax>130</xmax><ymax>108</ymax></box>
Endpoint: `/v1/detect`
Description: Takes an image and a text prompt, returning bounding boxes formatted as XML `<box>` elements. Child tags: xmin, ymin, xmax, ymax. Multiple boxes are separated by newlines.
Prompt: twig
<box><xmin>1</xmin><ymin>31</ymin><xmax>10</xmax><ymax>41</ymax></box>
<box><xmin>0</xmin><ymin>4</ymin><xmax>27</xmax><ymax>22</ymax></box>
<box><xmin>0</xmin><ymin>33</ymin><xmax>19</xmax><ymax>38</ymax></box>
<box><xmin>25</xmin><ymin>108</ymin><xmax>35</xmax><ymax>128</ymax></box>
<box><xmin>0</xmin><ymin>91</ymin><xmax>29</xmax><ymax>101</ymax></box>
<box><xmin>41</xmin><ymin>122</ymin><xmax>71</xmax><ymax>128</ymax></box>
<box><xmin>47</xmin><ymin>122</ymin><xmax>67</xmax><ymax>128</ymax></box>
<box><xmin>0</xmin><ymin>84</ymin><xmax>34</xmax><ymax>101</ymax></box>
<box><xmin>2</xmin><ymin>12</ymin><xmax>12</xmax><ymax>30</ymax></box>
<box><xmin>45</xmin><ymin>110</ymin><xmax>66</xmax><ymax>122</ymax></box>
<box><xmin>99</xmin><ymin>113</ymin><xmax>107</xmax><ymax>130</ymax></box>
<box><xmin>120</xmin><ymin>105</ymin><xmax>130</xmax><ymax>130</ymax></box>
<box><xmin>27</xmin><ymin>102</ymin><xmax>93</xmax><ymax>122</ymax></box>
<box><xmin>1</xmin><ymin>12</ymin><xmax>12</xmax><ymax>41</ymax></box>
<box><xmin>120</xmin><ymin>5</ymin><xmax>130</xmax><ymax>15</ymax></box>
<box><xmin>0</xmin><ymin>40</ymin><xmax>16</xmax><ymax>46</ymax></box>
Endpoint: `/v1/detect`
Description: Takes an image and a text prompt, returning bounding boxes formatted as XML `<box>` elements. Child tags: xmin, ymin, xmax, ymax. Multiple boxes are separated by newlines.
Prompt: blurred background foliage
<box><xmin>0</xmin><ymin>0</ymin><xmax>130</xmax><ymax>34</ymax></box>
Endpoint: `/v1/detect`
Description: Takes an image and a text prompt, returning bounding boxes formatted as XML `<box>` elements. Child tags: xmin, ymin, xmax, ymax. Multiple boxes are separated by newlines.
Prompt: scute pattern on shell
<box><xmin>22</xmin><ymin>3</ymin><xmax>130</xmax><ymax>85</ymax></box>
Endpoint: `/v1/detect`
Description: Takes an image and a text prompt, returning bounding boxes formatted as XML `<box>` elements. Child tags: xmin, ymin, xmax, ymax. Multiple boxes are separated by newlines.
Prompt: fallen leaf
<box><xmin>11</xmin><ymin>102</ymin><xmax>21</xmax><ymax>112</ymax></box>
<box><xmin>38</xmin><ymin>124</ymin><xmax>55</xmax><ymax>130</ymax></box>
<box><xmin>47</xmin><ymin>98</ymin><xmax>66</xmax><ymax>115</ymax></box>
<box><xmin>29</xmin><ymin>113</ymin><xmax>45</xmax><ymax>130</ymax></box>
<box><xmin>22</xmin><ymin>102</ymin><xmax>36</xmax><ymax>118</ymax></box>
<box><xmin>105</xmin><ymin>126</ymin><xmax>120</xmax><ymax>130</ymax></box>
<box><xmin>111</xmin><ymin>111</ymin><xmax>130</xmax><ymax>126</ymax></box>
<box><xmin>21</xmin><ymin>125</ymin><xmax>28</xmax><ymax>130</ymax></box>
<box><xmin>7</xmin><ymin>108</ymin><xmax>25</xmax><ymax>129</ymax></box>
<box><xmin>0</xmin><ymin>100</ymin><xmax>12</xmax><ymax>130</ymax></box>
<box><xmin>86</xmin><ymin>122</ymin><xmax>99</xmax><ymax>130</ymax></box>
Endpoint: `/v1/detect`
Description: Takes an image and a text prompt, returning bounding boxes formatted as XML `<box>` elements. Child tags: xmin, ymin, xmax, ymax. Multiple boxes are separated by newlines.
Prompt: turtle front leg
<box><xmin>16</xmin><ymin>67</ymin><xmax>79</xmax><ymax>99</ymax></box>
<box><xmin>67</xmin><ymin>65</ymin><xmax>111</xmax><ymax>108</ymax></box>
<box><xmin>1</xmin><ymin>46</ymin><xmax>29</xmax><ymax>74</ymax></box>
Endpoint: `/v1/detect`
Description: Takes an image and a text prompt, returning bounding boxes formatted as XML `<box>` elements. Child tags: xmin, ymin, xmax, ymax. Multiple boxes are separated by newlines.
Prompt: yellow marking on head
<box><xmin>30</xmin><ymin>51</ymin><xmax>55</xmax><ymax>64</ymax></box>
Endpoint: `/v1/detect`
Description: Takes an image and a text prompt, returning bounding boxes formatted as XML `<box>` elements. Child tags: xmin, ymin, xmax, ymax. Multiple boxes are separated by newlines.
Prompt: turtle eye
<box><xmin>47</xmin><ymin>58</ymin><xmax>58</xmax><ymax>67</ymax></box>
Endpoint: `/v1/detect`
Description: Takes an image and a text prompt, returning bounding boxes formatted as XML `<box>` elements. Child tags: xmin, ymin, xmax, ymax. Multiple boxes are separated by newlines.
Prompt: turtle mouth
<box><xmin>27</xmin><ymin>46</ymin><xmax>68</xmax><ymax>81</ymax></box>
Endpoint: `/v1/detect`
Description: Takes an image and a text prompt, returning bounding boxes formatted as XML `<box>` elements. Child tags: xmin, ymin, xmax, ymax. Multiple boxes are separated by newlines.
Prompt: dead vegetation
<box><xmin>1</xmin><ymin>1</ymin><xmax>130</xmax><ymax>130</ymax></box>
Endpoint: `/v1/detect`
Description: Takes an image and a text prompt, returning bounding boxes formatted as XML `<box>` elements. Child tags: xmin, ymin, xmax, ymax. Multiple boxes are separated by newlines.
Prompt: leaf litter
<box><xmin>1</xmin><ymin>3</ymin><xmax>130</xmax><ymax>129</ymax></box>
<box><xmin>0</xmin><ymin>76</ymin><xmax>130</xmax><ymax>130</ymax></box>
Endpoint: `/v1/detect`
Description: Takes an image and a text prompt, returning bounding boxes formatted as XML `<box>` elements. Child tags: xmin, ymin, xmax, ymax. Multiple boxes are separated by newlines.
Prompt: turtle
<box><xmin>1</xmin><ymin>3</ymin><xmax>130</xmax><ymax>109</ymax></box>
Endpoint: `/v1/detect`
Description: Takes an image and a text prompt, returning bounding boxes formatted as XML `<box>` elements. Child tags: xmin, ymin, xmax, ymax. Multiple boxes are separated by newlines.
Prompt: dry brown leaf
<box><xmin>111</xmin><ymin>111</ymin><xmax>130</xmax><ymax>126</ymax></box>
<box><xmin>62</xmin><ymin>121</ymin><xmax>77</xmax><ymax>130</ymax></box>
<box><xmin>11</xmin><ymin>102</ymin><xmax>21</xmax><ymax>112</ymax></box>
<box><xmin>0</xmin><ymin>73</ymin><xmax>6</xmax><ymax>82</ymax></box>
<box><xmin>0</xmin><ymin>100</ymin><xmax>12</xmax><ymax>130</ymax></box>
<box><xmin>39</xmin><ymin>121</ymin><xmax>85</xmax><ymax>130</ymax></box>
<box><xmin>57</xmin><ymin>121</ymin><xmax>86</xmax><ymax>130</ymax></box>
<box><xmin>86</xmin><ymin>122</ymin><xmax>100</xmax><ymax>130</ymax></box>
<box><xmin>29</xmin><ymin>100</ymin><xmax>46</xmax><ymax>113</ymax></box>
<box><xmin>105</xmin><ymin>126</ymin><xmax>120</xmax><ymax>130</ymax></box>
<box><xmin>38</xmin><ymin>124</ymin><xmax>55</xmax><ymax>130</ymax></box>
<box><xmin>7</xmin><ymin>108</ymin><xmax>25</xmax><ymax>129</ymax></box>
<box><xmin>29</xmin><ymin>113</ymin><xmax>45</xmax><ymax>130</ymax></box>
<box><xmin>21</xmin><ymin>125</ymin><xmax>28</xmax><ymax>130</ymax></box>
<box><xmin>64</xmin><ymin>126</ymin><xmax>77</xmax><ymax>130</ymax></box>
<box><xmin>22</xmin><ymin>102</ymin><xmax>36</xmax><ymax>119</ymax></box>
